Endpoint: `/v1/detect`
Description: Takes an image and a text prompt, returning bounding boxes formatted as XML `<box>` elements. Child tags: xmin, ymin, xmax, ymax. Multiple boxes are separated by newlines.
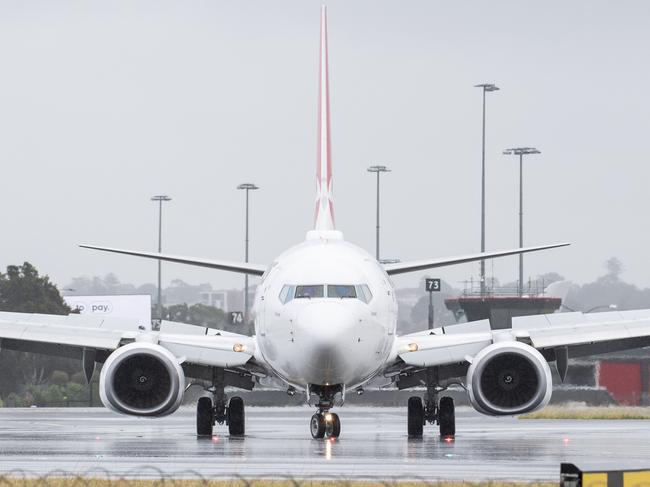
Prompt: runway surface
<box><xmin>0</xmin><ymin>407</ymin><xmax>649</xmax><ymax>481</ymax></box>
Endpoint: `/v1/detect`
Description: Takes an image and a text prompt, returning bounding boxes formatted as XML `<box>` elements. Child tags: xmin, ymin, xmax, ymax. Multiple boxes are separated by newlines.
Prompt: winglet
<box><xmin>314</xmin><ymin>5</ymin><xmax>335</xmax><ymax>231</ymax></box>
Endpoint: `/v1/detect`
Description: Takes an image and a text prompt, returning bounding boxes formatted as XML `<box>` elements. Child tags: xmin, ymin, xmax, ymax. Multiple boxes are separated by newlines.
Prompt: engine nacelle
<box><xmin>100</xmin><ymin>342</ymin><xmax>185</xmax><ymax>417</ymax></box>
<box><xmin>466</xmin><ymin>341</ymin><xmax>552</xmax><ymax>416</ymax></box>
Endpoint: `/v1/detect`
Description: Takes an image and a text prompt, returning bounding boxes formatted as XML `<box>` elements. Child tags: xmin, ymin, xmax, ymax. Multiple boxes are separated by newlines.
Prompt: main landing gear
<box><xmin>407</xmin><ymin>369</ymin><xmax>455</xmax><ymax>439</ymax></box>
<box><xmin>310</xmin><ymin>385</ymin><xmax>342</xmax><ymax>439</ymax></box>
<box><xmin>196</xmin><ymin>369</ymin><xmax>245</xmax><ymax>437</ymax></box>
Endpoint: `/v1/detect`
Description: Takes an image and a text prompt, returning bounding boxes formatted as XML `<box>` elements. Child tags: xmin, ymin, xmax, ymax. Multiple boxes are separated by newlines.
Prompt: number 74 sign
<box><xmin>425</xmin><ymin>278</ymin><xmax>441</xmax><ymax>292</ymax></box>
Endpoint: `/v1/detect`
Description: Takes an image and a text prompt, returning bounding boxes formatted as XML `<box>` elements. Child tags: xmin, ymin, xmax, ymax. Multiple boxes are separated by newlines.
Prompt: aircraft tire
<box><xmin>310</xmin><ymin>413</ymin><xmax>326</xmax><ymax>439</ymax></box>
<box><xmin>330</xmin><ymin>413</ymin><xmax>341</xmax><ymax>438</ymax></box>
<box><xmin>438</xmin><ymin>396</ymin><xmax>455</xmax><ymax>438</ymax></box>
<box><xmin>196</xmin><ymin>397</ymin><xmax>213</xmax><ymax>437</ymax></box>
<box><xmin>407</xmin><ymin>396</ymin><xmax>424</xmax><ymax>438</ymax></box>
<box><xmin>227</xmin><ymin>396</ymin><xmax>245</xmax><ymax>436</ymax></box>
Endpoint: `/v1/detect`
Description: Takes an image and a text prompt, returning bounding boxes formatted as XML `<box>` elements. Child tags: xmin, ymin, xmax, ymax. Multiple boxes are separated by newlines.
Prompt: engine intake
<box><xmin>467</xmin><ymin>341</ymin><xmax>552</xmax><ymax>416</ymax></box>
<box><xmin>100</xmin><ymin>342</ymin><xmax>185</xmax><ymax>417</ymax></box>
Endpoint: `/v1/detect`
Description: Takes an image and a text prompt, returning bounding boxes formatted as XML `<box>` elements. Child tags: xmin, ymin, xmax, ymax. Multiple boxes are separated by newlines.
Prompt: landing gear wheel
<box><xmin>438</xmin><ymin>396</ymin><xmax>455</xmax><ymax>438</ymax></box>
<box><xmin>310</xmin><ymin>413</ymin><xmax>326</xmax><ymax>439</ymax></box>
<box><xmin>227</xmin><ymin>396</ymin><xmax>245</xmax><ymax>436</ymax></box>
<box><xmin>407</xmin><ymin>396</ymin><xmax>424</xmax><ymax>438</ymax></box>
<box><xmin>196</xmin><ymin>397</ymin><xmax>213</xmax><ymax>437</ymax></box>
<box><xmin>329</xmin><ymin>413</ymin><xmax>341</xmax><ymax>438</ymax></box>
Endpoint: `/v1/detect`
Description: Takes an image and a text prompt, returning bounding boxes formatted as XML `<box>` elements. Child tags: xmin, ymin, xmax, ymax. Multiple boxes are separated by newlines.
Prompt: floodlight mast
<box><xmin>502</xmin><ymin>147</ymin><xmax>541</xmax><ymax>296</ymax></box>
<box><xmin>367</xmin><ymin>165</ymin><xmax>391</xmax><ymax>261</ymax></box>
<box><xmin>151</xmin><ymin>195</ymin><xmax>172</xmax><ymax>323</ymax></box>
<box><xmin>474</xmin><ymin>83</ymin><xmax>499</xmax><ymax>295</ymax></box>
<box><xmin>237</xmin><ymin>183</ymin><xmax>259</xmax><ymax>324</ymax></box>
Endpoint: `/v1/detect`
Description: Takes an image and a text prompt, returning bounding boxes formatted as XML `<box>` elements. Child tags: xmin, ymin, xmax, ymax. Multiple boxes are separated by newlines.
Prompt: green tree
<box><xmin>0</xmin><ymin>262</ymin><xmax>76</xmax><ymax>397</ymax></box>
<box><xmin>565</xmin><ymin>257</ymin><xmax>650</xmax><ymax>311</ymax></box>
<box><xmin>0</xmin><ymin>262</ymin><xmax>70</xmax><ymax>314</ymax></box>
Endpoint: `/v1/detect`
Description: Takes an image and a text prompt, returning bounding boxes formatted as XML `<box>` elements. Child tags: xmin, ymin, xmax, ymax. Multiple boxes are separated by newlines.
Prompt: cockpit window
<box><xmin>357</xmin><ymin>284</ymin><xmax>373</xmax><ymax>304</ymax></box>
<box><xmin>295</xmin><ymin>285</ymin><xmax>324</xmax><ymax>299</ymax></box>
<box><xmin>279</xmin><ymin>285</ymin><xmax>296</xmax><ymax>304</ymax></box>
<box><xmin>327</xmin><ymin>285</ymin><xmax>357</xmax><ymax>299</ymax></box>
<box><xmin>280</xmin><ymin>284</ymin><xmax>373</xmax><ymax>304</ymax></box>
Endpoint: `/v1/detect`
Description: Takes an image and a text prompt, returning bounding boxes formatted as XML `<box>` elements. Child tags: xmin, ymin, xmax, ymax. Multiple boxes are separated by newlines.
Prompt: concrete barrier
<box><xmin>561</xmin><ymin>463</ymin><xmax>650</xmax><ymax>487</ymax></box>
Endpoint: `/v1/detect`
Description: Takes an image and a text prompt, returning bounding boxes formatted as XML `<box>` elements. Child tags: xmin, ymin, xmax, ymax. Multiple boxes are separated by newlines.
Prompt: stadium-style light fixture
<box><xmin>502</xmin><ymin>147</ymin><xmax>541</xmax><ymax>296</ymax></box>
<box><xmin>237</xmin><ymin>183</ymin><xmax>259</xmax><ymax>324</ymax></box>
<box><xmin>474</xmin><ymin>83</ymin><xmax>500</xmax><ymax>295</ymax></box>
<box><xmin>367</xmin><ymin>165</ymin><xmax>391</xmax><ymax>261</ymax></box>
<box><xmin>151</xmin><ymin>195</ymin><xmax>172</xmax><ymax>323</ymax></box>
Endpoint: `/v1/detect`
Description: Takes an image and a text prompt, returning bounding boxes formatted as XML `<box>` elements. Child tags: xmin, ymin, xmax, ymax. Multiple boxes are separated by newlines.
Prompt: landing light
<box><xmin>325</xmin><ymin>413</ymin><xmax>333</xmax><ymax>422</ymax></box>
<box><xmin>233</xmin><ymin>343</ymin><xmax>246</xmax><ymax>353</ymax></box>
<box><xmin>407</xmin><ymin>343</ymin><xmax>419</xmax><ymax>352</ymax></box>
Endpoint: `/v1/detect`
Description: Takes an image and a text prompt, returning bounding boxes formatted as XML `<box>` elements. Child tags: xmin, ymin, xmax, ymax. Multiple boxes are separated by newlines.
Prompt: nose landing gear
<box><xmin>309</xmin><ymin>385</ymin><xmax>342</xmax><ymax>439</ymax></box>
<box><xmin>310</xmin><ymin>411</ymin><xmax>341</xmax><ymax>439</ymax></box>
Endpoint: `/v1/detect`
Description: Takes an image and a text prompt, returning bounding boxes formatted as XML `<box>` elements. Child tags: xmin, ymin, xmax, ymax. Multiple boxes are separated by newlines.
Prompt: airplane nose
<box><xmin>294</xmin><ymin>302</ymin><xmax>358</xmax><ymax>384</ymax></box>
<box><xmin>296</xmin><ymin>301</ymin><xmax>355</xmax><ymax>344</ymax></box>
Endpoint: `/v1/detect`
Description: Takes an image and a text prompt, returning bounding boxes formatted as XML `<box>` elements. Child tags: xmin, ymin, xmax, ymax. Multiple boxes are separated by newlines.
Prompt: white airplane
<box><xmin>2</xmin><ymin>7</ymin><xmax>650</xmax><ymax>440</ymax></box>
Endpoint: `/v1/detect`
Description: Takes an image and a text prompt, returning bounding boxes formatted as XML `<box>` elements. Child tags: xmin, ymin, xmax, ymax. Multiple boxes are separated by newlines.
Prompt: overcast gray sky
<box><xmin>1</xmin><ymin>1</ymin><xmax>649</xmax><ymax>293</ymax></box>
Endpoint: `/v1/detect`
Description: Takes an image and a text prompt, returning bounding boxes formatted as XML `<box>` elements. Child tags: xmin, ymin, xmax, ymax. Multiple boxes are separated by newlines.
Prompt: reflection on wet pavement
<box><xmin>0</xmin><ymin>406</ymin><xmax>648</xmax><ymax>481</ymax></box>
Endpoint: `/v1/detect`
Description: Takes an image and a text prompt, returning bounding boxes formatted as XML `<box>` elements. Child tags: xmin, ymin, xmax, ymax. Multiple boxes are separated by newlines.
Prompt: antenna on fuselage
<box><xmin>314</xmin><ymin>6</ymin><xmax>335</xmax><ymax>232</ymax></box>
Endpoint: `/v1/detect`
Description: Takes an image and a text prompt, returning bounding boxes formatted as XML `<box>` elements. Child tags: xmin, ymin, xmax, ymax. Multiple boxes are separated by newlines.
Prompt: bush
<box><xmin>50</xmin><ymin>370</ymin><xmax>69</xmax><ymax>386</ymax></box>
<box><xmin>2</xmin><ymin>381</ymin><xmax>91</xmax><ymax>407</ymax></box>
<box><xmin>70</xmin><ymin>372</ymin><xmax>86</xmax><ymax>385</ymax></box>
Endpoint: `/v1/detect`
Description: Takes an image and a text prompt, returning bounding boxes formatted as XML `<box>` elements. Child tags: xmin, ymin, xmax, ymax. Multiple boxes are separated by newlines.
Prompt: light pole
<box><xmin>502</xmin><ymin>147</ymin><xmax>540</xmax><ymax>296</ymax></box>
<box><xmin>151</xmin><ymin>195</ymin><xmax>172</xmax><ymax>322</ymax></box>
<box><xmin>237</xmin><ymin>183</ymin><xmax>259</xmax><ymax>324</ymax></box>
<box><xmin>474</xmin><ymin>83</ymin><xmax>499</xmax><ymax>296</ymax></box>
<box><xmin>367</xmin><ymin>165</ymin><xmax>391</xmax><ymax>261</ymax></box>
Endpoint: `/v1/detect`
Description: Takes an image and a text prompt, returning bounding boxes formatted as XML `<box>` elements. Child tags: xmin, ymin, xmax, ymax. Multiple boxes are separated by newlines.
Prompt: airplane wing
<box><xmin>0</xmin><ymin>311</ymin><xmax>261</xmax><ymax>382</ymax></box>
<box><xmin>79</xmin><ymin>244</ymin><xmax>267</xmax><ymax>276</ymax></box>
<box><xmin>386</xmin><ymin>309</ymin><xmax>650</xmax><ymax>417</ymax></box>
<box><xmin>391</xmin><ymin>309</ymin><xmax>650</xmax><ymax>373</ymax></box>
<box><xmin>382</xmin><ymin>242</ymin><xmax>569</xmax><ymax>275</ymax></box>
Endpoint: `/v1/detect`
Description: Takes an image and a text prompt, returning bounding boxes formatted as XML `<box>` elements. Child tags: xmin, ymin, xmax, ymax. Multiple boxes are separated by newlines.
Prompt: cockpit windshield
<box><xmin>295</xmin><ymin>285</ymin><xmax>324</xmax><ymax>299</ymax></box>
<box><xmin>327</xmin><ymin>285</ymin><xmax>356</xmax><ymax>298</ymax></box>
<box><xmin>280</xmin><ymin>284</ymin><xmax>373</xmax><ymax>304</ymax></box>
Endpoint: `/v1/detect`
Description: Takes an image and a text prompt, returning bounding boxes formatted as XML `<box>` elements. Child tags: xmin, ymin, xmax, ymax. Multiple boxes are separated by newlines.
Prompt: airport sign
<box><xmin>425</xmin><ymin>278</ymin><xmax>441</xmax><ymax>292</ymax></box>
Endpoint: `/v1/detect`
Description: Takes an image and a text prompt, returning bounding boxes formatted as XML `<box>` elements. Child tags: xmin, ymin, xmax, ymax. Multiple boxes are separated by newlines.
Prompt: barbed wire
<box><xmin>0</xmin><ymin>468</ymin><xmax>558</xmax><ymax>487</ymax></box>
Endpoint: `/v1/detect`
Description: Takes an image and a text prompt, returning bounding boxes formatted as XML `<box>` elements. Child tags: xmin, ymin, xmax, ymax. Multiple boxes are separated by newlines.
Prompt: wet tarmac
<box><xmin>0</xmin><ymin>407</ymin><xmax>649</xmax><ymax>481</ymax></box>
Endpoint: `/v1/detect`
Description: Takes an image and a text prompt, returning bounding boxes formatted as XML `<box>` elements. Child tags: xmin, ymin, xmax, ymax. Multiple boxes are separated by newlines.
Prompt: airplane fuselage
<box><xmin>253</xmin><ymin>230</ymin><xmax>398</xmax><ymax>392</ymax></box>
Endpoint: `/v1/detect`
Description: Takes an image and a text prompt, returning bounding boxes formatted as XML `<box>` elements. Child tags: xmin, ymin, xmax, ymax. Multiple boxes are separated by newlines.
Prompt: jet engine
<box><xmin>100</xmin><ymin>342</ymin><xmax>185</xmax><ymax>417</ymax></box>
<box><xmin>466</xmin><ymin>341</ymin><xmax>552</xmax><ymax>416</ymax></box>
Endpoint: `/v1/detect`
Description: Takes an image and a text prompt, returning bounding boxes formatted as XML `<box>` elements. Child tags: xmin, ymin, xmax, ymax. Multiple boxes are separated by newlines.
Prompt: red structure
<box><xmin>598</xmin><ymin>360</ymin><xmax>650</xmax><ymax>406</ymax></box>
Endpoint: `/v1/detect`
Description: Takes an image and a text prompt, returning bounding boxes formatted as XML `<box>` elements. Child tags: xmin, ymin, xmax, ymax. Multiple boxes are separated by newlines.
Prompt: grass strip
<box><xmin>520</xmin><ymin>406</ymin><xmax>650</xmax><ymax>420</ymax></box>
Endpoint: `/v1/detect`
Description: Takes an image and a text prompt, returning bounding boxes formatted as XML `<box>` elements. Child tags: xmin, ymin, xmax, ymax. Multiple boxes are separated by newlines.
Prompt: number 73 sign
<box><xmin>425</xmin><ymin>278</ymin><xmax>441</xmax><ymax>292</ymax></box>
